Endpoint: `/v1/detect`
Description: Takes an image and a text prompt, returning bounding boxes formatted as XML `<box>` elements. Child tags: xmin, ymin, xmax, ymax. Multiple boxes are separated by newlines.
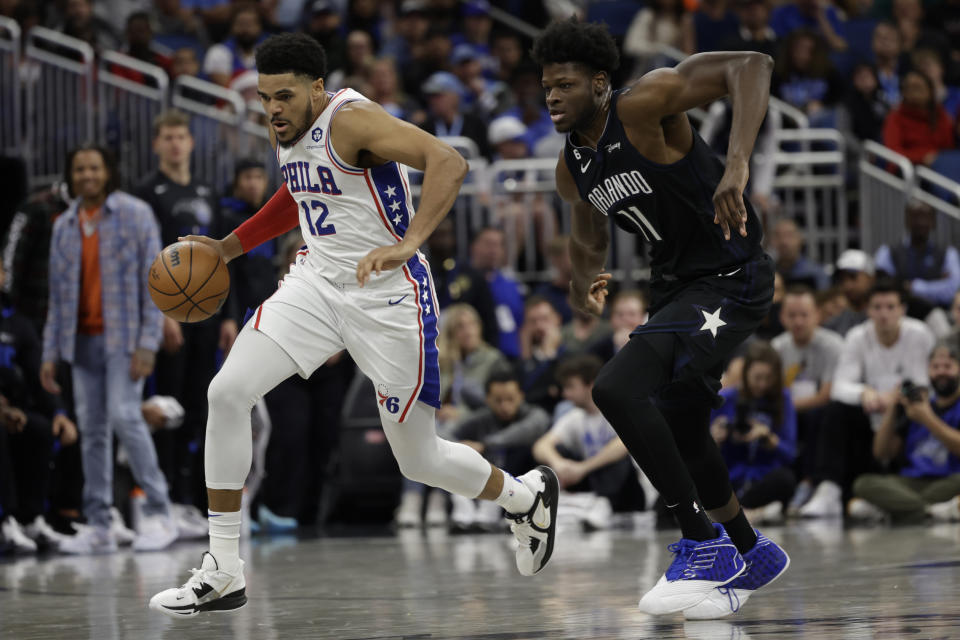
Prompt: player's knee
<box><xmin>592</xmin><ymin>365</ymin><xmax>625</xmax><ymax>413</ymax></box>
<box><xmin>207</xmin><ymin>368</ymin><xmax>254</xmax><ymax>415</ymax></box>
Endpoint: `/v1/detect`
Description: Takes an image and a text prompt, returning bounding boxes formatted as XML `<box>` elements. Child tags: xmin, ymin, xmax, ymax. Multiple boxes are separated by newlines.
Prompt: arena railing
<box><xmin>915</xmin><ymin>165</ymin><xmax>960</xmax><ymax>250</ymax></box>
<box><xmin>171</xmin><ymin>75</ymin><xmax>247</xmax><ymax>193</ymax></box>
<box><xmin>858</xmin><ymin>140</ymin><xmax>915</xmax><ymax>255</ymax></box>
<box><xmin>97</xmin><ymin>51</ymin><xmax>168</xmax><ymax>190</ymax></box>
<box><xmin>23</xmin><ymin>26</ymin><xmax>95</xmax><ymax>187</ymax></box>
<box><xmin>240</xmin><ymin>98</ymin><xmax>281</xmax><ymax>188</ymax></box>
<box><xmin>0</xmin><ymin>17</ymin><xmax>20</xmax><ymax>158</ymax></box>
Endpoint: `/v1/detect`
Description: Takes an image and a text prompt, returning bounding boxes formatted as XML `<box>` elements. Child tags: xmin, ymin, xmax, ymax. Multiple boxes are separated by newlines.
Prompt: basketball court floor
<box><xmin>2</xmin><ymin>521</ymin><xmax>959</xmax><ymax>639</ymax></box>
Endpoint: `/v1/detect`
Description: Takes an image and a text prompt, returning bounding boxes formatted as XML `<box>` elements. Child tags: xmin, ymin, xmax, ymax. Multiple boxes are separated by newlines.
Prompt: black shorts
<box><xmin>630</xmin><ymin>253</ymin><xmax>775</xmax><ymax>404</ymax></box>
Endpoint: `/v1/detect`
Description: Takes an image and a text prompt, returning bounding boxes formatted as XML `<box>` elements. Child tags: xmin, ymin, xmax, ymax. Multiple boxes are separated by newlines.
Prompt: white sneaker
<box><xmin>149</xmin><ymin>551</ymin><xmax>246</xmax><ymax>618</ymax></box>
<box><xmin>847</xmin><ymin>498</ymin><xmax>889</xmax><ymax>523</ymax></box>
<box><xmin>110</xmin><ymin>507</ymin><xmax>137</xmax><ymax>545</ymax></box>
<box><xmin>798</xmin><ymin>481</ymin><xmax>843</xmax><ymax>518</ymax></box>
<box><xmin>450</xmin><ymin>494</ymin><xmax>477</xmax><ymax>531</ymax></box>
<box><xmin>928</xmin><ymin>496</ymin><xmax>960</xmax><ymax>522</ymax></box>
<box><xmin>23</xmin><ymin>515</ymin><xmax>69</xmax><ymax>549</ymax></box>
<box><xmin>133</xmin><ymin>513</ymin><xmax>178</xmax><ymax>551</ymax></box>
<box><xmin>1</xmin><ymin>516</ymin><xmax>37</xmax><ymax>553</ymax></box>
<box><xmin>582</xmin><ymin>495</ymin><xmax>614</xmax><ymax>531</ymax></box>
<box><xmin>508</xmin><ymin>465</ymin><xmax>559</xmax><ymax>576</ymax></box>
<box><xmin>60</xmin><ymin>524</ymin><xmax>117</xmax><ymax>555</ymax></box>
<box><xmin>425</xmin><ymin>491</ymin><xmax>448</xmax><ymax>528</ymax></box>
<box><xmin>395</xmin><ymin>491</ymin><xmax>423</xmax><ymax>528</ymax></box>
<box><xmin>172</xmin><ymin>503</ymin><xmax>209</xmax><ymax>540</ymax></box>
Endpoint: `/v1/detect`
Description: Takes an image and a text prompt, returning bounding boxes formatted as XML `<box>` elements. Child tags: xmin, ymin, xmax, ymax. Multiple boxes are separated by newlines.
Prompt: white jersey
<box><xmin>275</xmin><ymin>88</ymin><xmax>417</xmax><ymax>284</ymax></box>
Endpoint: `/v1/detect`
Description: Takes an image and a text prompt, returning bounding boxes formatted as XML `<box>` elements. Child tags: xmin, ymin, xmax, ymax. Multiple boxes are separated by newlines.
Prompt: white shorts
<box><xmin>250</xmin><ymin>248</ymin><xmax>440</xmax><ymax>423</ymax></box>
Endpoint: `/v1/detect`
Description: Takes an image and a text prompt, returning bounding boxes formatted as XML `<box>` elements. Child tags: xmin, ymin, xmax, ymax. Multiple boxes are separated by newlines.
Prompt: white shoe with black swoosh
<box><xmin>149</xmin><ymin>552</ymin><xmax>246</xmax><ymax>618</ymax></box>
<box><xmin>508</xmin><ymin>465</ymin><xmax>559</xmax><ymax>576</ymax></box>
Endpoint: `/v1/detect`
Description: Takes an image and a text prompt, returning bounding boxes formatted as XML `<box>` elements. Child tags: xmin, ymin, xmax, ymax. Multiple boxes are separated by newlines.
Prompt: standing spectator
<box><xmin>202</xmin><ymin>2</ymin><xmax>265</xmax><ymax>88</ymax></box>
<box><xmin>623</xmin><ymin>0</ymin><xmax>686</xmax><ymax>74</ymax></box>
<box><xmin>449</xmin><ymin>368</ymin><xmax>551</xmax><ymax>531</ymax></box>
<box><xmin>872</xmin><ymin>22</ymin><xmax>904</xmax><ymax>109</ymax></box>
<box><xmin>770</xmin><ymin>218</ymin><xmax>829</xmax><ymax>290</ymax></box>
<box><xmin>768</xmin><ymin>0</ymin><xmax>847</xmax><ymax>51</ymax></box>
<box><xmin>772</xmin><ymin>286</ymin><xmax>843</xmax><ymax>512</ymax></box>
<box><xmin>470</xmin><ymin>227</ymin><xmax>525</xmax><ymax>360</ymax></box>
<box><xmin>883</xmin><ymin>70</ymin><xmax>956</xmax><ymax>167</ymax></box>
<box><xmin>419</xmin><ymin>72</ymin><xmax>490</xmax><ymax>159</ymax></box>
<box><xmin>710</xmin><ymin>342</ymin><xmax>797</xmax><ymax>523</ymax></box>
<box><xmin>721</xmin><ymin>0</ymin><xmax>779</xmax><ymax>59</ymax></box>
<box><xmin>40</xmin><ymin>145</ymin><xmax>175</xmax><ymax>553</ymax></box>
<box><xmin>683</xmin><ymin>0</ymin><xmax>740</xmax><ymax>54</ymax></box>
<box><xmin>517</xmin><ymin>296</ymin><xmax>564</xmax><ymax>415</ymax></box>
<box><xmin>875</xmin><ymin>201</ymin><xmax>960</xmax><ymax>308</ymax></box>
<box><xmin>135</xmin><ymin>110</ymin><xmax>234</xmax><ymax>508</ymax></box>
<box><xmin>825</xmin><ymin>249</ymin><xmax>875</xmax><ymax>336</ymax></box>
<box><xmin>800</xmin><ymin>279</ymin><xmax>935</xmax><ymax>517</ymax></box>
<box><xmin>533</xmin><ymin>236</ymin><xmax>574</xmax><ymax>324</ymax></box>
<box><xmin>55</xmin><ymin>0</ymin><xmax>120</xmax><ymax>53</ymax></box>
<box><xmin>851</xmin><ymin>343</ymin><xmax>960</xmax><ymax>523</ymax></box>
<box><xmin>533</xmin><ymin>355</ymin><xmax>643</xmax><ymax>528</ymax></box>
<box><xmin>772</xmin><ymin>30</ymin><xmax>844</xmax><ymax>128</ymax></box>
<box><xmin>590</xmin><ymin>290</ymin><xmax>649</xmax><ymax>363</ymax></box>
<box><xmin>0</xmin><ymin>261</ymin><xmax>77</xmax><ymax>552</ymax></box>
<box><xmin>843</xmin><ymin>63</ymin><xmax>889</xmax><ymax>143</ymax></box>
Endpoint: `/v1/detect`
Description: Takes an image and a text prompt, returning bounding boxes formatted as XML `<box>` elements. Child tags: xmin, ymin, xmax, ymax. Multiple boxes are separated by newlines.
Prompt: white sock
<box><xmin>208</xmin><ymin>510</ymin><xmax>241</xmax><ymax>573</ymax></box>
<box><xmin>494</xmin><ymin>470</ymin><xmax>535</xmax><ymax>514</ymax></box>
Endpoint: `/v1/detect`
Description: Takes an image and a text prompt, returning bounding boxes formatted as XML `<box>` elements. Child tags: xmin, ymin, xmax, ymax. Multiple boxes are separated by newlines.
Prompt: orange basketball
<box><xmin>148</xmin><ymin>241</ymin><xmax>230</xmax><ymax>323</ymax></box>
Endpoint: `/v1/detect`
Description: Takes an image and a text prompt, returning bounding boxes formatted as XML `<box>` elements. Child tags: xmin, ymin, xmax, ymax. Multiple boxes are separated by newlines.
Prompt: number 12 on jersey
<box><xmin>300</xmin><ymin>200</ymin><xmax>336</xmax><ymax>237</ymax></box>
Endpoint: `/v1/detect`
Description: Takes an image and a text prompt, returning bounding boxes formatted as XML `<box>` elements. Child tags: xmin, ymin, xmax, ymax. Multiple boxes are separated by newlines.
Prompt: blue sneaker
<box><xmin>683</xmin><ymin>530</ymin><xmax>790</xmax><ymax>620</ymax></box>
<box><xmin>638</xmin><ymin>524</ymin><xmax>745</xmax><ymax>615</ymax></box>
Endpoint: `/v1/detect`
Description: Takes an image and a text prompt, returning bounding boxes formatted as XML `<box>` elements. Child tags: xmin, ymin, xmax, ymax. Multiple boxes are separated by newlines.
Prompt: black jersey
<box><xmin>134</xmin><ymin>171</ymin><xmax>218</xmax><ymax>248</ymax></box>
<box><xmin>564</xmin><ymin>90</ymin><xmax>763</xmax><ymax>284</ymax></box>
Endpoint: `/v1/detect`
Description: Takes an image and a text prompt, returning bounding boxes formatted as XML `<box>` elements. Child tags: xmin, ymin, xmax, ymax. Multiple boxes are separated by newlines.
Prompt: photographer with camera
<box><xmin>709</xmin><ymin>342</ymin><xmax>797</xmax><ymax>524</ymax></box>
<box><xmin>799</xmin><ymin>279</ymin><xmax>935</xmax><ymax>517</ymax></box>
<box><xmin>850</xmin><ymin>344</ymin><xmax>960</xmax><ymax>523</ymax></box>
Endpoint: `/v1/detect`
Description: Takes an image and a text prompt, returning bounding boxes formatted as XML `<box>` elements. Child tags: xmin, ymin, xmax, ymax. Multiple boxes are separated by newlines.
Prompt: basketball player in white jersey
<box><xmin>149</xmin><ymin>33</ymin><xmax>559</xmax><ymax>618</ymax></box>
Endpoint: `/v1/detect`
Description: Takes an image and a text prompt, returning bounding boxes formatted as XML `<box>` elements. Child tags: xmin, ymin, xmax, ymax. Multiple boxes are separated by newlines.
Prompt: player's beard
<box><xmin>276</xmin><ymin>107</ymin><xmax>316</xmax><ymax>149</ymax></box>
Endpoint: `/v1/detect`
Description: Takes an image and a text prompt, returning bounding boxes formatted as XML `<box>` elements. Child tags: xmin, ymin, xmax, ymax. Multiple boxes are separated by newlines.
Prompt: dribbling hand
<box><xmin>712</xmin><ymin>161</ymin><xmax>749</xmax><ymax>241</ymax></box>
<box><xmin>571</xmin><ymin>273</ymin><xmax>612</xmax><ymax>316</ymax></box>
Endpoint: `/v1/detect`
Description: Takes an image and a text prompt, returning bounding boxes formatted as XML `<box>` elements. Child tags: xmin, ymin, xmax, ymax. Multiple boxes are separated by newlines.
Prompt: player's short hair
<box><xmin>64</xmin><ymin>143</ymin><xmax>119</xmax><ymax>198</ymax></box>
<box><xmin>485</xmin><ymin>366</ymin><xmax>522</xmax><ymax>394</ymax></box>
<box><xmin>868</xmin><ymin>277</ymin><xmax>905</xmax><ymax>303</ymax></box>
<box><xmin>152</xmin><ymin>109</ymin><xmax>191</xmax><ymax>138</ymax></box>
<box><xmin>531</xmin><ymin>17</ymin><xmax>620</xmax><ymax>77</ymax></box>
<box><xmin>255</xmin><ymin>33</ymin><xmax>328</xmax><ymax>81</ymax></box>
<box><xmin>556</xmin><ymin>354</ymin><xmax>604</xmax><ymax>386</ymax></box>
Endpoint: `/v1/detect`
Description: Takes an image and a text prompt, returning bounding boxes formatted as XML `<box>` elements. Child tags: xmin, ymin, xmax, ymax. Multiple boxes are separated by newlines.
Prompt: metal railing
<box><xmin>0</xmin><ymin>17</ymin><xmax>20</xmax><ymax>157</ymax></box>
<box><xmin>97</xmin><ymin>51</ymin><xmax>168</xmax><ymax>189</ymax></box>
<box><xmin>23</xmin><ymin>26</ymin><xmax>95</xmax><ymax>186</ymax></box>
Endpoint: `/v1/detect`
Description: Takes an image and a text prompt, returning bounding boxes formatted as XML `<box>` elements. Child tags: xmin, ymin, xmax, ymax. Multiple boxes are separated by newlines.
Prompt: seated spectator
<box><xmin>943</xmin><ymin>291</ymin><xmax>960</xmax><ymax>354</ymax></box>
<box><xmin>452</xmin><ymin>0</ymin><xmax>497</xmax><ymax>78</ymax></box>
<box><xmin>883</xmin><ymin>70</ymin><xmax>956</xmax><ymax>167</ymax></box>
<box><xmin>202</xmin><ymin>2</ymin><xmax>265</xmax><ymax>88</ymax></box>
<box><xmin>926</xmin><ymin>0</ymin><xmax>960</xmax><ymax>81</ymax></box>
<box><xmin>799</xmin><ymin>279</ymin><xmax>935</xmax><ymax>517</ymax></box>
<box><xmin>183</xmin><ymin>0</ymin><xmax>232</xmax><ymax>42</ymax></box>
<box><xmin>450</xmin><ymin>43</ymin><xmax>510</xmax><ymax>121</ymax></box>
<box><xmin>149</xmin><ymin>0</ymin><xmax>209</xmax><ymax>53</ymax></box>
<box><xmin>55</xmin><ymin>0</ymin><xmax>120</xmax><ymax>53</ymax></box>
<box><xmin>326</xmin><ymin>30</ymin><xmax>376</xmax><ymax>92</ymax></box>
<box><xmin>449</xmin><ymin>368</ymin><xmax>551</xmax><ymax>531</ymax></box>
<box><xmin>851</xmin><ymin>344</ymin><xmax>960</xmax><ymax>523</ymax></box>
<box><xmin>770</xmin><ymin>218</ymin><xmax>829</xmax><ymax>290</ymax></box>
<box><xmin>437</xmin><ymin>304</ymin><xmax>509</xmax><ymax>426</ymax></box>
<box><xmin>824</xmin><ymin>249</ymin><xmax>874</xmax><ymax>336</ymax></box>
<box><xmin>911</xmin><ymin>49</ymin><xmax>960</xmax><ymax>118</ymax></box>
<box><xmin>502</xmin><ymin>61</ymin><xmax>560</xmax><ymax>158</ymax></box>
<box><xmin>843</xmin><ymin>63</ymin><xmax>888</xmax><ymax>143</ymax></box>
<box><xmin>710</xmin><ymin>342</ymin><xmax>797</xmax><ymax>523</ymax></box>
<box><xmin>419</xmin><ymin>72</ymin><xmax>490</xmax><ymax>159</ymax></box>
<box><xmin>772</xmin><ymin>286</ymin><xmax>843</xmax><ymax>512</ymax></box>
<box><xmin>772</xmin><ymin>30</ymin><xmax>844</xmax><ymax>128</ymax></box>
<box><xmin>170</xmin><ymin>47</ymin><xmax>201</xmax><ymax>81</ymax></box>
<box><xmin>533</xmin><ymin>355</ymin><xmax>642</xmax><ymax>528</ymax></box>
<box><xmin>0</xmin><ymin>261</ymin><xmax>77</xmax><ymax>553</ymax></box>
<box><xmin>533</xmin><ymin>236</ymin><xmax>573</xmax><ymax>324</ymax></box>
<box><xmin>517</xmin><ymin>296</ymin><xmax>564</xmax><ymax>415</ymax></box>
<box><xmin>892</xmin><ymin>0</ymin><xmax>952</xmax><ymax>71</ymax></box>
<box><xmin>721</xmin><ymin>0</ymin><xmax>778</xmax><ymax>59</ymax></box>
<box><xmin>379</xmin><ymin>0</ymin><xmax>429</xmax><ymax>69</ymax></box>
<box><xmin>815</xmin><ymin>286</ymin><xmax>848</xmax><ymax>327</ymax></box>
<box><xmin>768</xmin><ymin>0</ymin><xmax>847</xmax><ymax>51</ymax></box>
<box><xmin>623</xmin><ymin>0</ymin><xmax>686</xmax><ymax>74</ymax></box>
<box><xmin>590</xmin><ymin>290</ymin><xmax>648</xmax><ymax>363</ymax></box>
<box><xmin>490</xmin><ymin>30</ymin><xmax>524</xmax><ymax>84</ymax></box>
<box><xmin>488</xmin><ymin>115</ymin><xmax>530</xmax><ymax>160</ymax></box>
<box><xmin>368</xmin><ymin>57</ymin><xmax>420</xmax><ymax>121</ymax></box>
<box><xmin>872</xmin><ymin>22</ymin><xmax>904</xmax><ymax>109</ymax></box>
<box><xmin>120</xmin><ymin>12</ymin><xmax>172</xmax><ymax>75</ymax></box>
<box><xmin>469</xmin><ymin>227</ymin><xmax>525</xmax><ymax>360</ymax></box>
<box><xmin>304</xmin><ymin>1</ymin><xmax>346</xmax><ymax>76</ymax></box>
<box><xmin>562</xmin><ymin>310</ymin><xmax>611</xmax><ymax>356</ymax></box>
<box><xmin>875</xmin><ymin>201</ymin><xmax>960</xmax><ymax>308</ymax></box>
<box><xmin>683</xmin><ymin>0</ymin><xmax>740</xmax><ymax>54</ymax></box>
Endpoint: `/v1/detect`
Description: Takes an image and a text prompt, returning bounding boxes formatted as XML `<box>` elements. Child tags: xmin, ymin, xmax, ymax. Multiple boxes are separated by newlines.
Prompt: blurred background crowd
<box><xmin>1</xmin><ymin>0</ymin><xmax>960</xmax><ymax>555</ymax></box>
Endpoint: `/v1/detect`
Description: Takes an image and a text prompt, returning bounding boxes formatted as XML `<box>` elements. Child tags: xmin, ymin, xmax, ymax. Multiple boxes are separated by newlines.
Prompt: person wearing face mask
<box><xmin>849</xmin><ymin>344</ymin><xmax>960</xmax><ymax>523</ymax></box>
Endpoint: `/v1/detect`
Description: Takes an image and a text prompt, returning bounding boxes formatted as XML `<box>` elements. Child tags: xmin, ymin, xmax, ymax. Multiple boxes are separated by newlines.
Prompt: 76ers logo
<box><xmin>377</xmin><ymin>384</ymin><xmax>400</xmax><ymax>414</ymax></box>
<box><xmin>311</xmin><ymin>127</ymin><xmax>323</xmax><ymax>142</ymax></box>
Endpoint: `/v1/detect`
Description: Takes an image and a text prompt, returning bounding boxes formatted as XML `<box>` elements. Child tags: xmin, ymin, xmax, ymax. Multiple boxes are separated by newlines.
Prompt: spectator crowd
<box><xmin>1</xmin><ymin>0</ymin><xmax>960</xmax><ymax>554</ymax></box>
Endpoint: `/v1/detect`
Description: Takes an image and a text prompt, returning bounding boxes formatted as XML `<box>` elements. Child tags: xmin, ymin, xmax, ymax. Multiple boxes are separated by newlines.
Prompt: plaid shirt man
<box><xmin>42</xmin><ymin>191</ymin><xmax>163</xmax><ymax>364</ymax></box>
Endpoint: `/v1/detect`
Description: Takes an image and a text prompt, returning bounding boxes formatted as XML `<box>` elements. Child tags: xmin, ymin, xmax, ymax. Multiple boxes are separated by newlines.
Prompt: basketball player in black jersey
<box><xmin>532</xmin><ymin>19</ymin><xmax>789</xmax><ymax>619</ymax></box>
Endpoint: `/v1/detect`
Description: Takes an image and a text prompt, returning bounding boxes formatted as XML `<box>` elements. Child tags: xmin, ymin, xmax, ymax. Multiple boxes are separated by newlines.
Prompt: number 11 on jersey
<box><xmin>301</xmin><ymin>200</ymin><xmax>336</xmax><ymax>237</ymax></box>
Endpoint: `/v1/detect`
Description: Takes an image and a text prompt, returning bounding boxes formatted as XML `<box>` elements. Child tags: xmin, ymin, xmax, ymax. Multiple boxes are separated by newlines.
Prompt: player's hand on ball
<box><xmin>712</xmin><ymin>160</ymin><xmax>749</xmax><ymax>241</ymax></box>
<box><xmin>571</xmin><ymin>273</ymin><xmax>612</xmax><ymax>316</ymax></box>
<box><xmin>178</xmin><ymin>235</ymin><xmax>232</xmax><ymax>264</ymax></box>
<box><xmin>357</xmin><ymin>241</ymin><xmax>417</xmax><ymax>287</ymax></box>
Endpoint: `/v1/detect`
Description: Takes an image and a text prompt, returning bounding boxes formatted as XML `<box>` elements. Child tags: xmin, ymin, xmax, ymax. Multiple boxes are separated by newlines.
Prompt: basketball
<box><xmin>148</xmin><ymin>241</ymin><xmax>230</xmax><ymax>323</ymax></box>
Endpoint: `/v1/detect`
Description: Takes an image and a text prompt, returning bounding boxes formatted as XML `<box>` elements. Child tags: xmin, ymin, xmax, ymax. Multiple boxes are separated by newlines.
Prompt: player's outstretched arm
<box><xmin>558</xmin><ymin>156</ymin><xmax>610</xmax><ymax>316</ymax></box>
<box><xmin>329</xmin><ymin>101</ymin><xmax>469</xmax><ymax>286</ymax></box>
<box><xmin>620</xmin><ymin>51</ymin><xmax>774</xmax><ymax>240</ymax></box>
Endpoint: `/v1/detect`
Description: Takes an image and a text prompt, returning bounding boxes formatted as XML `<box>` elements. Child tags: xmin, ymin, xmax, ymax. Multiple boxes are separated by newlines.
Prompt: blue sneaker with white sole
<box><xmin>638</xmin><ymin>523</ymin><xmax>746</xmax><ymax>615</ymax></box>
<box><xmin>683</xmin><ymin>530</ymin><xmax>790</xmax><ymax>620</ymax></box>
